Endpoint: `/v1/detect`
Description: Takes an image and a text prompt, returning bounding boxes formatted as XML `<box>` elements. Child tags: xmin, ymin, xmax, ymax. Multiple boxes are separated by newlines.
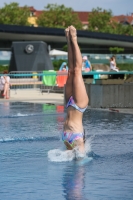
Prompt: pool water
<box><xmin>0</xmin><ymin>102</ymin><xmax>133</xmax><ymax>200</ymax></box>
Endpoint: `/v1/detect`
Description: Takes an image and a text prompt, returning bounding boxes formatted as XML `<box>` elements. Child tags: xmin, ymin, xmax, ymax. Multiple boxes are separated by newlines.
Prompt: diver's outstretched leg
<box><xmin>65</xmin><ymin>27</ymin><xmax>74</xmax><ymax>103</ymax></box>
<box><xmin>69</xmin><ymin>25</ymin><xmax>89</xmax><ymax>108</ymax></box>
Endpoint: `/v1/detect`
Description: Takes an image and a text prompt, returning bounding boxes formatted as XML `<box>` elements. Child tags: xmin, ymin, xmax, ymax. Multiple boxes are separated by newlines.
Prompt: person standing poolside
<box><xmin>62</xmin><ymin>25</ymin><xmax>89</xmax><ymax>154</ymax></box>
<box><xmin>82</xmin><ymin>56</ymin><xmax>92</xmax><ymax>72</ymax></box>
<box><xmin>0</xmin><ymin>70</ymin><xmax>11</xmax><ymax>99</ymax></box>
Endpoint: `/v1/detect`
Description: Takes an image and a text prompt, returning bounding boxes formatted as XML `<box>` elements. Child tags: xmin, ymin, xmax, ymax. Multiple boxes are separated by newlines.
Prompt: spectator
<box><xmin>110</xmin><ymin>57</ymin><xmax>119</xmax><ymax>72</ymax></box>
<box><xmin>0</xmin><ymin>70</ymin><xmax>11</xmax><ymax>99</ymax></box>
<box><xmin>82</xmin><ymin>56</ymin><xmax>92</xmax><ymax>72</ymax></box>
<box><xmin>59</xmin><ymin>62</ymin><xmax>68</xmax><ymax>71</ymax></box>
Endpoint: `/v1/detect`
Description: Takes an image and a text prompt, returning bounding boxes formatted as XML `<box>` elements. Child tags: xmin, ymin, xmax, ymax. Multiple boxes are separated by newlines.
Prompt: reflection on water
<box><xmin>63</xmin><ymin>165</ymin><xmax>87</xmax><ymax>200</ymax></box>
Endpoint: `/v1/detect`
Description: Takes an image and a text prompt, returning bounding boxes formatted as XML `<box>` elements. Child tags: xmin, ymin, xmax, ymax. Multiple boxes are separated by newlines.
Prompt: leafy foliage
<box><xmin>0</xmin><ymin>65</ymin><xmax>9</xmax><ymax>72</ymax></box>
<box><xmin>88</xmin><ymin>7</ymin><xmax>133</xmax><ymax>36</ymax></box>
<box><xmin>117</xmin><ymin>24</ymin><xmax>133</xmax><ymax>36</ymax></box>
<box><xmin>0</xmin><ymin>2</ymin><xmax>30</xmax><ymax>25</ymax></box>
<box><xmin>52</xmin><ymin>59</ymin><xmax>68</xmax><ymax>71</ymax></box>
<box><xmin>62</xmin><ymin>45</ymin><xmax>68</xmax><ymax>52</ymax></box>
<box><xmin>37</xmin><ymin>4</ymin><xmax>82</xmax><ymax>29</ymax></box>
<box><xmin>109</xmin><ymin>47</ymin><xmax>124</xmax><ymax>54</ymax></box>
<box><xmin>88</xmin><ymin>7</ymin><xmax>113</xmax><ymax>33</ymax></box>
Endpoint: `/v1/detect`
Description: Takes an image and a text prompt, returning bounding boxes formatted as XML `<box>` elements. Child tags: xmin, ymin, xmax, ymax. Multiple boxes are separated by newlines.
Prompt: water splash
<box><xmin>48</xmin><ymin>138</ymin><xmax>93</xmax><ymax>162</ymax></box>
<box><xmin>48</xmin><ymin>149</ymin><xmax>75</xmax><ymax>162</ymax></box>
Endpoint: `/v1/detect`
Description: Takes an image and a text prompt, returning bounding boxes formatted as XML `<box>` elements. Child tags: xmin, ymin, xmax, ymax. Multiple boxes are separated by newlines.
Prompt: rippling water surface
<box><xmin>0</xmin><ymin>102</ymin><xmax>133</xmax><ymax>200</ymax></box>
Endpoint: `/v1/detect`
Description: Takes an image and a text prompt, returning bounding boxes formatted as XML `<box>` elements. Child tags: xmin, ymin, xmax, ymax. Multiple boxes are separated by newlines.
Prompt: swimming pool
<box><xmin>0</xmin><ymin>102</ymin><xmax>133</xmax><ymax>200</ymax></box>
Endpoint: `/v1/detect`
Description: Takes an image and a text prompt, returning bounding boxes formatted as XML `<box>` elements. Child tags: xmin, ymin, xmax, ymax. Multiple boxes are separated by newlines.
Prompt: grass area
<box><xmin>117</xmin><ymin>63</ymin><xmax>133</xmax><ymax>71</ymax></box>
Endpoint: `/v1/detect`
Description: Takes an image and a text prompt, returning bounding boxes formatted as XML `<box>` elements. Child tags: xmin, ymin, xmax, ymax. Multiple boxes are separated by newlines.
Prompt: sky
<box><xmin>0</xmin><ymin>0</ymin><xmax>133</xmax><ymax>16</ymax></box>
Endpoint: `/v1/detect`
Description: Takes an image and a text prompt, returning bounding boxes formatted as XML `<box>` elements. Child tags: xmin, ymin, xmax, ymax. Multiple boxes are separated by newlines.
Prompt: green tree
<box><xmin>37</xmin><ymin>4</ymin><xmax>82</xmax><ymax>29</ymax></box>
<box><xmin>125</xmin><ymin>25</ymin><xmax>133</xmax><ymax>36</ymax></box>
<box><xmin>62</xmin><ymin>44</ymin><xmax>68</xmax><ymax>52</ymax></box>
<box><xmin>115</xmin><ymin>24</ymin><xmax>133</xmax><ymax>36</ymax></box>
<box><xmin>88</xmin><ymin>7</ymin><xmax>133</xmax><ymax>36</ymax></box>
<box><xmin>109</xmin><ymin>47</ymin><xmax>124</xmax><ymax>54</ymax></box>
<box><xmin>88</xmin><ymin>7</ymin><xmax>113</xmax><ymax>33</ymax></box>
<box><xmin>0</xmin><ymin>2</ymin><xmax>30</xmax><ymax>25</ymax></box>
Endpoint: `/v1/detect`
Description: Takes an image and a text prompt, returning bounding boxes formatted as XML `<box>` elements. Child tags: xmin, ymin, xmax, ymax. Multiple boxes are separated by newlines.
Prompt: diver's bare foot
<box><xmin>65</xmin><ymin>27</ymin><xmax>70</xmax><ymax>43</ymax></box>
<box><xmin>69</xmin><ymin>25</ymin><xmax>77</xmax><ymax>42</ymax></box>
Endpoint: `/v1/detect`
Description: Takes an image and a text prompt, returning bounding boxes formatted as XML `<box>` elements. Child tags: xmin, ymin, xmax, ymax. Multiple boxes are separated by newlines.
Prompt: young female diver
<box><xmin>62</xmin><ymin>25</ymin><xmax>89</xmax><ymax>154</ymax></box>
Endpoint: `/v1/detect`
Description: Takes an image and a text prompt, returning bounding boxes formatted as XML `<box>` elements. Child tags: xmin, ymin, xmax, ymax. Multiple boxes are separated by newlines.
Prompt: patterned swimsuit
<box><xmin>62</xmin><ymin>96</ymin><xmax>87</xmax><ymax>146</ymax></box>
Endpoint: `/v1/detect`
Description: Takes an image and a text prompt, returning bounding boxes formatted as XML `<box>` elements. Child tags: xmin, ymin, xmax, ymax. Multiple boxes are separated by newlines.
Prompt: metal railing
<box><xmin>8</xmin><ymin>71</ymin><xmax>68</xmax><ymax>93</ymax></box>
<box><xmin>8</xmin><ymin>71</ymin><xmax>42</xmax><ymax>90</ymax></box>
<box><xmin>0</xmin><ymin>70</ymin><xmax>133</xmax><ymax>91</ymax></box>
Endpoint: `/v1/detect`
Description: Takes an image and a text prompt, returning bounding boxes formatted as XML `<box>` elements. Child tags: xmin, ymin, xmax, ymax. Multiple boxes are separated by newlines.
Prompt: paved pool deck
<box><xmin>0</xmin><ymin>89</ymin><xmax>133</xmax><ymax>115</ymax></box>
<box><xmin>0</xmin><ymin>89</ymin><xmax>64</xmax><ymax>105</ymax></box>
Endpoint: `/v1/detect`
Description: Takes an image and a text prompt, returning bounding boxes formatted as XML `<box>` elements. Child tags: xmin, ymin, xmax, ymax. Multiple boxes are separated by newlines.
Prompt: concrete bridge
<box><xmin>0</xmin><ymin>24</ymin><xmax>133</xmax><ymax>53</ymax></box>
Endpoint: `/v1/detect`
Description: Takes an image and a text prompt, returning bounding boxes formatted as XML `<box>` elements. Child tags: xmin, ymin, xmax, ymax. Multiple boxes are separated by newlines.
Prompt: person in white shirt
<box><xmin>0</xmin><ymin>70</ymin><xmax>11</xmax><ymax>99</ymax></box>
<box><xmin>110</xmin><ymin>57</ymin><xmax>119</xmax><ymax>72</ymax></box>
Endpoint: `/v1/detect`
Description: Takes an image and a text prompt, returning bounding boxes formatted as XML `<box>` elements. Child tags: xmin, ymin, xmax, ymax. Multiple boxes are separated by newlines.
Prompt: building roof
<box><xmin>29</xmin><ymin>6</ymin><xmax>36</xmax><ymax>12</ymax></box>
<box><xmin>28</xmin><ymin>6</ymin><xmax>133</xmax><ymax>26</ymax></box>
<box><xmin>35</xmin><ymin>11</ymin><xmax>43</xmax><ymax>17</ymax></box>
<box><xmin>74</xmin><ymin>12</ymin><xmax>90</xmax><ymax>24</ymax></box>
<box><xmin>112</xmin><ymin>15</ymin><xmax>133</xmax><ymax>24</ymax></box>
<box><xmin>28</xmin><ymin>7</ymin><xmax>90</xmax><ymax>24</ymax></box>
